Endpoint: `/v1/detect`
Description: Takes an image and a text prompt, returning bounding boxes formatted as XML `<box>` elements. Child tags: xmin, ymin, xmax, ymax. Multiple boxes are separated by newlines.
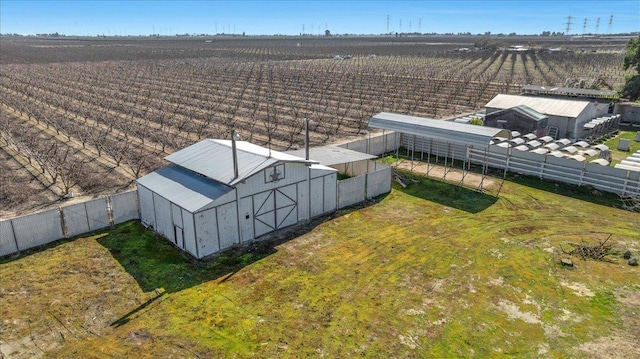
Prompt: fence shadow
<box><xmin>395</xmin><ymin>171</ymin><xmax>498</xmax><ymax>213</ymax></box>
<box><xmin>499</xmin><ymin>170</ymin><xmax>624</xmax><ymax>208</ymax></box>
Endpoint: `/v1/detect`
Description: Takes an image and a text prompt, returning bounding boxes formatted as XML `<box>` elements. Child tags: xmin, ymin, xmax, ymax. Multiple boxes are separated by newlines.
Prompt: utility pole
<box><xmin>565</xmin><ymin>15</ymin><xmax>573</xmax><ymax>35</ymax></box>
<box><xmin>386</xmin><ymin>14</ymin><xmax>390</xmax><ymax>33</ymax></box>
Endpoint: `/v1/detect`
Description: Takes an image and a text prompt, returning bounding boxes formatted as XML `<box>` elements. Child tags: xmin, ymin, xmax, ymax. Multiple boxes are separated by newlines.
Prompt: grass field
<box><xmin>604</xmin><ymin>131</ymin><xmax>640</xmax><ymax>165</ymax></box>
<box><xmin>1</xmin><ymin>174</ymin><xmax>639</xmax><ymax>358</ymax></box>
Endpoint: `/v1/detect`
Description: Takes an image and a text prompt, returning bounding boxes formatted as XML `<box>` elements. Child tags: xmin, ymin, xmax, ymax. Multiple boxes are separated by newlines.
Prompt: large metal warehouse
<box><xmin>137</xmin><ymin>139</ymin><xmax>337</xmax><ymax>259</ymax></box>
<box><xmin>484</xmin><ymin>94</ymin><xmax>612</xmax><ymax>139</ymax></box>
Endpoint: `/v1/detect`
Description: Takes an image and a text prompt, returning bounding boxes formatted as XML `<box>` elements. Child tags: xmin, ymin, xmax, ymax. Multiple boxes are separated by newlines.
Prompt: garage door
<box><xmin>253</xmin><ymin>184</ymin><xmax>298</xmax><ymax>238</ymax></box>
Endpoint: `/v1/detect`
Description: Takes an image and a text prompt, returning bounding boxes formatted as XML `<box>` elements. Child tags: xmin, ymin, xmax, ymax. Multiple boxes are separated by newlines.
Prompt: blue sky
<box><xmin>1</xmin><ymin>1</ymin><xmax>638</xmax><ymax>36</ymax></box>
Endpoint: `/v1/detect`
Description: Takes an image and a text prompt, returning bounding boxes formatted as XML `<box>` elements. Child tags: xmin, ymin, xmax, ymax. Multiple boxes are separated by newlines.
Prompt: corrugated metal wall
<box><xmin>336</xmin><ymin>163</ymin><xmax>392</xmax><ymax>208</ymax></box>
<box><xmin>0</xmin><ymin>219</ymin><xmax>18</xmax><ymax>257</ymax></box>
<box><xmin>138</xmin><ymin>186</ymin><xmax>155</xmax><ymax>229</ymax></box>
<box><xmin>111</xmin><ymin>191</ymin><xmax>139</xmax><ymax>224</ymax></box>
<box><xmin>338</xmin><ymin>176</ymin><xmax>366</xmax><ymax>208</ymax></box>
<box><xmin>195</xmin><ymin>208</ymin><xmax>220</xmax><ymax>257</ymax></box>
<box><xmin>59</xmin><ymin>198</ymin><xmax>111</xmax><ymax>238</ymax></box>
<box><xmin>152</xmin><ymin>193</ymin><xmax>173</xmax><ymax>242</ymax></box>
<box><xmin>339</xmin><ymin>132</ymin><xmax>399</xmax><ymax>156</ymax></box>
<box><xmin>469</xmin><ymin>148</ymin><xmax>640</xmax><ymax>195</ymax></box>
<box><xmin>217</xmin><ymin>201</ymin><xmax>240</xmax><ymax>250</ymax></box>
<box><xmin>181</xmin><ymin>208</ymin><xmax>197</xmax><ymax>258</ymax></box>
<box><xmin>1</xmin><ymin>191</ymin><xmax>139</xmax><ymax>257</ymax></box>
<box><xmin>366</xmin><ymin>165</ymin><xmax>393</xmax><ymax>199</ymax></box>
<box><xmin>62</xmin><ymin>202</ymin><xmax>94</xmax><ymax>238</ymax></box>
<box><xmin>402</xmin><ymin>134</ymin><xmax>469</xmax><ymax>162</ymax></box>
<box><xmin>11</xmin><ymin>209</ymin><xmax>65</xmax><ymax>251</ymax></box>
<box><xmin>322</xmin><ymin>172</ymin><xmax>337</xmax><ymax>213</ymax></box>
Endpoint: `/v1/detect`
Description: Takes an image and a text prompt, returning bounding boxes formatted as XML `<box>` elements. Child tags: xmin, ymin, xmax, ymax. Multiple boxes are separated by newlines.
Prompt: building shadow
<box><xmin>96</xmin><ymin>219</ymin><xmax>327</xmax><ymax>295</ymax></box>
<box><xmin>394</xmin><ymin>171</ymin><xmax>498</xmax><ymax>213</ymax></box>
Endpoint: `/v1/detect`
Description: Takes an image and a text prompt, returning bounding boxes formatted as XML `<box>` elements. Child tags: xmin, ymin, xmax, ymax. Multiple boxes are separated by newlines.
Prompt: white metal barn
<box><xmin>484</xmin><ymin>94</ymin><xmax>609</xmax><ymax>139</ymax></box>
<box><xmin>137</xmin><ymin>139</ymin><xmax>337</xmax><ymax>259</ymax></box>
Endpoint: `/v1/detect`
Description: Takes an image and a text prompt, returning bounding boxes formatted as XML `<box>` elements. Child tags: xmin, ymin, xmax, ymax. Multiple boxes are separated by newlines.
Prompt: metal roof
<box><xmin>165</xmin><ymin>139</ymin><xmax>317</xmax><ymax>186</ymax></box>
<box><xmin>285</xmin><ymin>146</ymin><xmax>377</xmax><ymax>166</ymax></box>
<box><xmin>522</xmin><ymin>85</ymin><xmax>618</xmax><ymax>98</ymax></box>
<box><xmin>485</xmin><ymin>94</ymin><xmax>592</xmax><ymax>118</ymax></box>
<box><xmin>368</xmin><ymin>112</ymin><xmax>511</xmax><ymax>149</ymax></box>
<box><xmin>531</xmin><ymin>148</ymin><xmax>550</xmax><ymax>154</ymax></box>
<box><xmin>137</xmin><ymin>164</ymin><xmax>233</xmax><ymax>213</ymax></box>
<box><xmin>513</xmin><ymin>105</ymin><xmax>548</xmax><ymax>121</ymax></box>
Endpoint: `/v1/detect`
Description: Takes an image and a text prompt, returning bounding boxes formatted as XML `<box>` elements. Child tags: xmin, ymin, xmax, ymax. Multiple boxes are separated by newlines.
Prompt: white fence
<box><xmin>338</xmin><ymin>163</ymin><xmax>392</xmax><ymax>209</ymax></box>
<box><xmin>0</xmin><ymin>191</ymin><xmax>139</xmax><ymax>257</ymax></box>
<box><xmin>468</xmin><ymin>147</ymin><xmax>640</xmax><ymax>195</ymax></box>
<box><xmin>339</xmin><ymin>131</ymin><xmax>399</xmax><ymax>156</ymax></box>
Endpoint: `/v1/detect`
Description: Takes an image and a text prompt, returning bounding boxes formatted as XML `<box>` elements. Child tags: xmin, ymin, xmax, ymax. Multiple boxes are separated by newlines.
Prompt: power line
<box><xmin>565</xmin><ymin>15</ymin><xmax>573</xmax><ymax>35</ymax></box>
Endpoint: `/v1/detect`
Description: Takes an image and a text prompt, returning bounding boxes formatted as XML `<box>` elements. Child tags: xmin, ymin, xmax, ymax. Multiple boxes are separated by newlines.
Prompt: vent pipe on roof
<box><xmin>305</xmin><ymin>118</ymin><xmax>310</xmax><ymax>160</ymax></box>
<box><xmin>231</xmin><ymin>129</ymin><xmax>240</xmax><ymax>180</ymax></box>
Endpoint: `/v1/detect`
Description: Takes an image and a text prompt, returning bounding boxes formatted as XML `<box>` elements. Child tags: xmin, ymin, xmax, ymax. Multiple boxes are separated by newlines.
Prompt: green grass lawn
<box><xmin>1</xmin><ymin>174</ymin><xmax>639</xmax><ymax>358</ymax></box>
<box><xmin>604</xmin><ymin>131</ymin><xmax>640</xmax><ymax>165</ymax></box>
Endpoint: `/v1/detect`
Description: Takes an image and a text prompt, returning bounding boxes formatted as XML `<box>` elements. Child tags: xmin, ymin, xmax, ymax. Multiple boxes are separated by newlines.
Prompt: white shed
<box><xmin>137</xmin><ymin>139</ymin><xmax>337</xmax><ymax>259</ymax></box>
<box><xmin>485</xmin><ymin>94</ymin><xmax>604</xmax><ymax>139</ymax></box>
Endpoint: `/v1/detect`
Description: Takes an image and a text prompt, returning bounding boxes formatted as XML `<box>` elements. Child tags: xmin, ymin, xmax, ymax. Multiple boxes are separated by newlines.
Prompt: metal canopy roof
<box><xmin>165</xmin><ymin>139</ymin><xmax>317</xmax><ymax>186</ymax></box>
<box><xmin>522</xmin><ymin>84</ymin><xmax>618</xmax><ymax>98</ymax></box>
<box><xmin>285</xmin><ymin>146</ymin><xmax>377</xmax><ymax>166</ymax></box>
<box><xmin>137</xmin><ymin>164</ymin><xmax>233</xmax><ymax>213</ymax></box>
<box><xmin>514</xmin><ymin>105</ymin><xmax>549</xmax><ymax>121</ymax></box>
<box><xmin>368</xmin><ymin>112</ymin><xmax>511</xmax><ymax>149</ymax></box>
<box><xmin>485</xmin><ymin>94</ymin><xmax>592</xmax><ymax>118</ymax></box>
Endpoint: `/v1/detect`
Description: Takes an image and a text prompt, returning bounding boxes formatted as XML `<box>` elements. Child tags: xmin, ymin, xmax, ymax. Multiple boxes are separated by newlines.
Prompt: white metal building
<box><xmin>485</xmin><ymin>94</ymin><xmax>609</xmax><ymax>139</ymax></box>
<box><xmin>137</xmin><ymin>139</ymin><xmax>337</xmax><ymax>259</ymax></box>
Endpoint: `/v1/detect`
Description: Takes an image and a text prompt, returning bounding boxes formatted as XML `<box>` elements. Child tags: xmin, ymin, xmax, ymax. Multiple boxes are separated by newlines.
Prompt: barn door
<box><xmin>174</xmin><ymin>225</ymin><xmax>184</xmax><ymax>249</ymax></box>
<box><xmin>253</xmin><ymin>184</ymin><xmax>297</xmax><ymax>238</ymax></box>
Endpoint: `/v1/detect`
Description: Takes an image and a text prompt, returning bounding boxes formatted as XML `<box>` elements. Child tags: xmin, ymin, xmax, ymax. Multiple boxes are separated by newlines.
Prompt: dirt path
<box><xmin>392</xmin><ymin>159</ymin><xmax>500</xmax><ymax>192</ymax></box>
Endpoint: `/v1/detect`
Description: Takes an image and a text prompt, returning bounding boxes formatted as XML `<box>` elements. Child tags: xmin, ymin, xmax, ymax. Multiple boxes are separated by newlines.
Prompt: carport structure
<box><xmin>368</xmin><ymin>112</ymin><xmax>512</xmax><ymax>190</ymax></box>
<box><xmin>286</xmin><ymin>146</ymin><xmax>378</xmax><ymax>176</ymax></box>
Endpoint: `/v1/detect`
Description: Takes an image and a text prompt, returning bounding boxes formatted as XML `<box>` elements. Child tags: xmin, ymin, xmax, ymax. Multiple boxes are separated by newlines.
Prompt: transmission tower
<box><xmin>399</xmin><ymin>19</ymin><xmax>402</xmax><ymax>33</ymax></box>
<box><xmin>582</xmin><ymin>18</ymin><xmax>587</xmax><ymax>36</ymax></box>
<box><xmin>565</xmin><ymin>15</ymin><xmax>573</xmax><ymax>35</ymax></box>
<box><xmin>419</xmin><ymin>18</ymin><xmax>422</xmax><ymax>33</ymax></box>
<box><xmin>608</xmin><ymin>15</ymin><xmax>613</xmax><ymax>34</ymax></box>
<box><xmin>595</xmin><ymin>17</ymin><xmax>600</xmax><ymax>34</ymax></box>
<box><xmin>409</xmin><ymin>20</ymin><xmax>412</xmax><ymax>32</ymax></box>
<box><xmin>386</xmin><ymin>14</ymin><xmax>390</xmax><ymax>33</ymax></box>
